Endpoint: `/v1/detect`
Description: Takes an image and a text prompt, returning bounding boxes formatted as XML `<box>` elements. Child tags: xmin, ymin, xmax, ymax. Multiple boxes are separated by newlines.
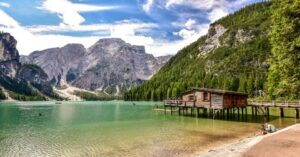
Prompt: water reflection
<box><xmin>58</xmin><ymin>104</ymin><xmax>76</xmax><ymax>125</ymax></box>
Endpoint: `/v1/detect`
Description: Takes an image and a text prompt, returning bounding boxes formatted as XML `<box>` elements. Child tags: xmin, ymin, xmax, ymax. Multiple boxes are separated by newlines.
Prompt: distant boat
<box><xmin>55</xmin><ymin>102</ymin><xmax>62</xmax><ymax>104</ymax></box>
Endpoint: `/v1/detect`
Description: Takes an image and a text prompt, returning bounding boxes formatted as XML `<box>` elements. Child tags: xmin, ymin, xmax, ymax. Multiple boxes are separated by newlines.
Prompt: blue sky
<box><xmin>0</xmin><ymin>0</ymin><xmax>261</xmax><ymax>56</ymax></box>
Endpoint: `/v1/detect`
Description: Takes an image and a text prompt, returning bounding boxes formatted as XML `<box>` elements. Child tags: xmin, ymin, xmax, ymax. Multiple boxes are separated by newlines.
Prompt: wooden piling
<box><xmin>241</xmin><ymin>107</ymin><xmax>244</xmax><ymax>118</ymax></box>
<box><xmin>280</xmin><ymin>108</ymin><xmax>284</xmax><ymax>118</ymax></box>
<box><xmin>255</xmin><ymin>107</ymin><xmax>258</xmax><ymax>117</ymax></box>
<box><xmin>226</xmin><ymin>108</ymin><xmax>230</xmax><ymax>119</ymax></box>
<box><xmin>296</xmin><ymin>109</ymin><xmax>299</xmax><ymax>119</ymax></box>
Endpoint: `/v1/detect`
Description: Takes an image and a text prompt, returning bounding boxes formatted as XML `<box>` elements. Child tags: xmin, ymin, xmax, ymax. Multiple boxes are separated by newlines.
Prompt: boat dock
<box><xmin>164</xmin><ymin>100</ymin><xmax>300</xmax><ymax>119</ymax></box>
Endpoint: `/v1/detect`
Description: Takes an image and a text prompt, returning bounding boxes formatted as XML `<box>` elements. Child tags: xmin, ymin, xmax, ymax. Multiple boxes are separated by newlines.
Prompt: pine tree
<box><xmin>267</xmin><ymin>0</ymin><xmax>300</xmax><ymax>99</ymax></box>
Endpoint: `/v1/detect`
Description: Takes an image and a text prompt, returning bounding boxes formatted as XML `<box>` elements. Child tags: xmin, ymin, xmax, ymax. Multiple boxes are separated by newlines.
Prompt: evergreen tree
<box><xmin>267</xmin><ymin>0</ymin><xmax>300</xmax><ymax>99</ymax></box>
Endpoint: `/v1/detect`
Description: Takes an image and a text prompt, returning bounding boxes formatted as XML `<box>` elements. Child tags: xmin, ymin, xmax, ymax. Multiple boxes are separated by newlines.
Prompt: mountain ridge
<box><xmin>21</xmin><ymin>38</ymin><xmax>172</xmax><ymax>96</ymax></box>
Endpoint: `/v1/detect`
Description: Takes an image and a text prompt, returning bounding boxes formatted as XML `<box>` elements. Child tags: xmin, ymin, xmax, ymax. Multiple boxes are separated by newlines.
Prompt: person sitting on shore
<box><xmin>265</xmin><ymin>123</ymin><xmax>276</xmax><ymax>133</ymax></box>
<box><xmin>261</xmin><ymin>123</ymin><xmax>276</xmax><ymax>134</ymax></box>
<box><xmin>261</xmin><ymin>124</ymin><xmax>268</xmax><ymax>135</ymax></box>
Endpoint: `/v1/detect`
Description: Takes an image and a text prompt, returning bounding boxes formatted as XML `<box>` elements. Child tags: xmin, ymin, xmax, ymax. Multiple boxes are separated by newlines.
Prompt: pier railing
<box><xmin>164</xmin><ymin>100</ymin><xmax>196</xmax><ymax>107</ymax></box>
<box><xmin>163</xmin><ymin>99</ymin><xmax>300</xmax><ymax>118</ymax></box>
<box><xmin>248</xmin><ymin>100</ymin><xmax>300</xmax><ymax>108</ymax></box>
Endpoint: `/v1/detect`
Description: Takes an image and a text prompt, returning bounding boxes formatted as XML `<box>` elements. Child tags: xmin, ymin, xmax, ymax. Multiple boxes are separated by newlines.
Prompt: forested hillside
<box><xmin>125</xmin><ymin>2</ymin><xmax>274</xmax><ymax>101</ymax></box>
<box><xmin>266</xmin><ymin>0</ymin><xmax>300</xmax><ymax>99</ymax></box>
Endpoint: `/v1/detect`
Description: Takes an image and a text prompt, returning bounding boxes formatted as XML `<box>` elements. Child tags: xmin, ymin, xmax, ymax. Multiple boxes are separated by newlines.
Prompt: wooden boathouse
<box><xmin>164</xmin><ymin>88</ymin><xmax>248</xmax><ymax>118</ymax></box>
<box><xmin>164</xmin><ymin>88</ymin><xmax>300</xmax><ymax>119</ymax></box>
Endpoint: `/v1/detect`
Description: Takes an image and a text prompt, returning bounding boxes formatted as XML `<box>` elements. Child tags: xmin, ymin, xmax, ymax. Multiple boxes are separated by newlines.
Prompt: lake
<box><xmin>0</xmin><ymin>101</ymin><xmax>298</xmax><ymax>157</ymax></box>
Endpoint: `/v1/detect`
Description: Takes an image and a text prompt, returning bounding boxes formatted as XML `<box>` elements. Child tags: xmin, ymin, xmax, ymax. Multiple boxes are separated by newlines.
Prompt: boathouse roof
<box><xmin>182</xmin><ymin>88</ymin><xmax>248</xmax><ymax>96</ymax></box>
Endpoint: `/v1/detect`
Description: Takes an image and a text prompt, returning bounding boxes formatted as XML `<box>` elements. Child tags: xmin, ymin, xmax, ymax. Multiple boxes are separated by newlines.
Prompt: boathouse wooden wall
<box><xmin>181</xmin><ymin>89</ymin><xmax>247</xmax><ymax>109</ymax></box>
<box><xmin>223</xmin><ymin>94</ymin><xmax>247</xmax><ymax>108</ymax></box>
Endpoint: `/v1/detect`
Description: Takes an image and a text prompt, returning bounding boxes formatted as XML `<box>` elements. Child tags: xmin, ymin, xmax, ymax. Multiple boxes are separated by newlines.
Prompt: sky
<box><xmin>0</xmin><ymin>0</ymin><xmax>261</xmax><ymax>56</ymax></box>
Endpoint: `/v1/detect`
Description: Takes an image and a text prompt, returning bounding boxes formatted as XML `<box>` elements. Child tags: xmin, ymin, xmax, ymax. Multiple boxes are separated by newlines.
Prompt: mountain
<box><xmin>21</xmin><ymin>44</ymin><xmax>86</xmax><ymax>85</ymax></box>
<box><xmin>0</xmin><ymin>32</ymin><xmax>59</xmax><ymax>101</ymax></box>
<box><xmin>21</xmin><ymin>38</ymin><xmax>171</xmax><ymax>96</ymax></box>
<box><xmin>125</xmin><ymin>2</ymin><xmax>273</xmax><ymax>101</ymax></box>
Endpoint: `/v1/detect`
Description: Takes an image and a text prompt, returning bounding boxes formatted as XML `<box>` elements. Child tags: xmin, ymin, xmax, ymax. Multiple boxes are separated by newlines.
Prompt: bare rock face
<box><xmin>0</xmin><ymin>33</ymin><xmax>19</xmax><ymax>62</ymax></box>
<box><xmin>21</xmin><ymin>44</ymin><xmax>86</xmax><ymax>84</ymax></box>
<box><xmin>235</xmin><ymin>29</ymin><xmax>255</xmax><ymax>44</ymax></box>
<box><xmin>0</xmin><ymin>33</ymin><xmax>20</xmax><ymax>78</ymax></box>
<box><xmin>0</xmin><ymin>32</ymin><xmax>56</xmax><ymax>98</ymax></box>
<box><xmin>72</xmin><ymin>38</ymin><xmax>171</xmax><ymax>94</ymax></box>
<box><xmin>22</xmin><ymin>38</ymin><xmax>171</xmax><ymax>95</ymax></box>
<box><xmin>198</xmin><ymin>25</ymin><xmax>227</xmax><ymax>57</ymax></box>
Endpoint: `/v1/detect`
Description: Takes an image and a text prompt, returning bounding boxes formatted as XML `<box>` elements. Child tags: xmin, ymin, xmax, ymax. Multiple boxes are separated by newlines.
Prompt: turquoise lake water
<box><xmin>0</xmin><ymin>101</ymin><xmax>298</xmax><ymax>157</ymax></box>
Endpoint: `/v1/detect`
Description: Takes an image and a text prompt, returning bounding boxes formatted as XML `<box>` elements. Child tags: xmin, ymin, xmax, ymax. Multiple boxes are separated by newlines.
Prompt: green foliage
<box><xmin>125</xmin><ymin>2</ymin><xmax>273</xmax><ymax>101</ymax></box>
<box><xmin>0</xmin><ymin>75</ymin><xmax>38</xmax><ymax>96</ymax></box>
<box><xmin>0</xmin><ymin>74</ymin><xmax>47</xmax><ymax>101</ymax></box>
<box><xmin>74</xmin><ymin>91</ymin><xmax>123</xmax><ymax>101</ymax></box>
<box><xmin>267</xmin><ymin>0</ymin><xmax>300</xmax><ymax>99</ymax></box>
<box><xmin>8</xmin><ymin>91</ymin><xmax>47</xmax><ymax>101</ymax></box>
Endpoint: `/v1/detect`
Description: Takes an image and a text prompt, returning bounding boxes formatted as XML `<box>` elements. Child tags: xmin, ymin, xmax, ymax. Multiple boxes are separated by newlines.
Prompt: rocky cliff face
<box><xmin>198</xmin><ymin>25</ymin><xmax>227</xmax><ymax>58</ymax></box>
<box><xmin>22</xmin><ymin>38</ymin><xmax>171</xmax><ymax>95</ymax></box>
<box><xmin>0</xmin><ymin>33</ymin><xmax>19</xmax><ymax>78</ymax></box>
<box><xmin>21</xmin><ymin>44</ymin><xmax>86</xmax><ymax>84</ymax></box>
<box><xmin>0</xmin><ymin>32</ymin><xmax>57</xmax><ymax>99</ymax></box>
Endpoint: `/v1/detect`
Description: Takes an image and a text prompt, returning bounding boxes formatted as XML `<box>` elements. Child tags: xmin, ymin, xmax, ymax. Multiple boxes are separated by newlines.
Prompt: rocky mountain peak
<box><xmin>0</xmin><ymin>32</ymin><xmax>19</xmax><ymax>62</ymax></box>
<box><xmin>95</xmin><ymin>38</ymin><xmax>127</xmax><ymax>45</ymax></box>
<box><xmin>63</xmin><ymin>43</ymin><xmax>86</xmax><ymax>51</ymax></box>
<box><xmin>88</xmin><ymin>38</ymin><xmax>136</xmax><ymax>56</ymax></box>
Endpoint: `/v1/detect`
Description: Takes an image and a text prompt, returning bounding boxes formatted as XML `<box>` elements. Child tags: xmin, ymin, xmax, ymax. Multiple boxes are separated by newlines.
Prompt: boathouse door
<box><xmin>211</xmin><ymin>94</ymin><xmax>223</xmax><ymax>109</ymax></box>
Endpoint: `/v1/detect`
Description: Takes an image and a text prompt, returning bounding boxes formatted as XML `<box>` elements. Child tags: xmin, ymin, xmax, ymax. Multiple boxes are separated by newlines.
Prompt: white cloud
<box><xmin>0</xmin><ymin>2</ymin><xmax>10</xmax><ymax>8</ymax></box>
<box><xmin>39</xmin><ymin>0</ymin><xmax>119</xmax><ymax>26</ymax></box>
<box><xmin>173</xmin><ymin>29</ymin><xmax>196</xmax><ymax>39</ymax></box>
<box><xmin>184</xmin><ymin>18</ymin><xmax>196</xmax><ymax>29</ymax></box>
<box><xmin>166</xmin><ymin>0</ymin><xmax>215</xmax><ymax>10</ymax></box>
<box><xmin>155</xmin><ymin>23</ymin><xmax>209</xmax><ymax>56</ymax></box>
<box><xmin>0</xmin><ymin>9</ymin><xmax>99</xmax><ymax>54</ymax></box>
<box><xmin>0</xmin><ymin>10</ymin><xmax>19</xmax><ymax>27</ymax></box>
<box><xmin>0</xmin><ymin>4</ymin><xmax>209</xmax><ymax>57</ymax></box>
<box><xmin>0</xmin><ymin>9</ymin><xmax>160</xmax><ymax>55</ymax></box>
<box><xmin>208</xmin><ymin>7</ymin><xmax>228</xmax><ymax>22</ymax></box>
<box><xmin>143</xmin><ymin>0</ymin><xmax>154</xmax><ymax>13</ymax></box>
<box><xmin>165</xmin><ymin>0</ymin><xmax>255</xmax><ymax>22</ymax></box>
<box><xmin>27</xmin><ymin>21</ymin><xmax>157</xmax><ymax>34</ymax></box>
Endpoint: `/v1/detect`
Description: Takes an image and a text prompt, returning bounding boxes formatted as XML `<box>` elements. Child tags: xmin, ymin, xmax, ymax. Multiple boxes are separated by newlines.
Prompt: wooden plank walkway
<box><xmin>248</xmin><ymin>100</ymin><xmax>300</xmax><ymax>118</ymax></box>
<box><xmin>163</xmin><ymin>100</ymin><xmax>300</xmax><ymax>119</ymax></box>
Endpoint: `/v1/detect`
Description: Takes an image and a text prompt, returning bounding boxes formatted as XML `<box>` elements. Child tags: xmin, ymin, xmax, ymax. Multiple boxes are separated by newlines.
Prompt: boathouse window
<box><xmin>189</xmin><ymin>95</ymin><xmax>195</xmax><ymax>101</ymax></box>
<box><xmin>203</xmin><ymin>92</ymin><xmax>209</xmax><ymax>101</ymax></box>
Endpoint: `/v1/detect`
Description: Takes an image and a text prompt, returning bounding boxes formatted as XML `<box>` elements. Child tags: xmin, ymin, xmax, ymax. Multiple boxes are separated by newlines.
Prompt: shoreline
<box><xmin>191</xmin><ymin>123</ymin><xmax>300</xmax><ymax>157</ymax></box>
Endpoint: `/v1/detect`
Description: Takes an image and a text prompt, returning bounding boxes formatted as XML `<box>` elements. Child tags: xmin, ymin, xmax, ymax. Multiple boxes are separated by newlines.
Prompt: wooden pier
<box><xmin>248</xmin><ymin>100</ymin><xmax>300</xmax><ymax>118</ymax></box>
<box><xmin>164</xmin><ymin>100</ymin><xmax>300</xmax><ymax>119</ymax></box>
